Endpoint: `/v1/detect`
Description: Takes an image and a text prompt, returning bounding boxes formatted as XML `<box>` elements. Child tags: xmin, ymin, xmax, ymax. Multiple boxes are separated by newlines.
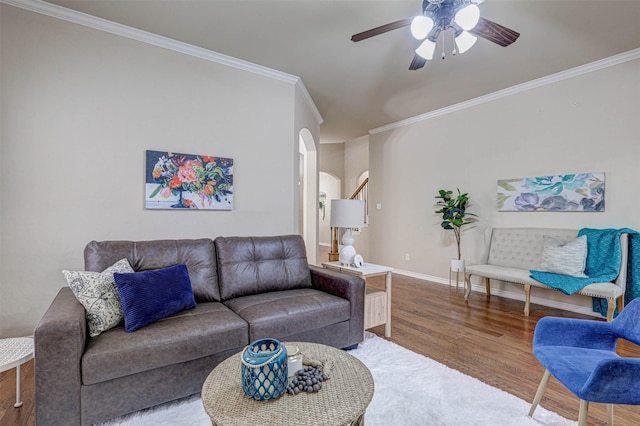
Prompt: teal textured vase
<box><xmin>241</xmin><ymin>338</ymin><xmax>288</xmax><ymax>400</ymax></box>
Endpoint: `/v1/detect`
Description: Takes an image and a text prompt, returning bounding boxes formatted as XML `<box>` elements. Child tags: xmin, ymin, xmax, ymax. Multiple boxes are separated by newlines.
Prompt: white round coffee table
<box><xmin>0</xmin><ymin>336</ymin><xmax>34</xmax><ymax>408</ymax></box>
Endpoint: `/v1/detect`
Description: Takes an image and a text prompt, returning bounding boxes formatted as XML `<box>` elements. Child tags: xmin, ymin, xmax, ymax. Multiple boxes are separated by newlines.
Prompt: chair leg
<box><xmin>528</xmin><ymin>369</ymin><xmax>551</xmax><ymax>417</ymax></box>
<box><xmin>524</xmin><ymin>284</ymin><xmax>531</xmax><ymax>316</ymax></box>
<box><xmin>607</xmin><ymin>404</ymin><xmax>614</xmax><ymax>426</ymax></box>
<box><xmin>578</xmin><ymin>400</ymin><xmax>589</xmax><ymax>426</ymax></box>
<box><xmin>484</xmin><ymin>277</ymin><xmax>491</xmax><ymax>296</ymax></box>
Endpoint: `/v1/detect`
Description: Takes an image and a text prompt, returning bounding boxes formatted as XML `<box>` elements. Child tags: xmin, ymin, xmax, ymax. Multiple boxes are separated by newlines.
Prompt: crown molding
<box><xmin>1</xmin><ymin>0</ymin><xmax>324</xmax><ymax>125</ymax></box>
<box><xmin>371</xmin><ymin>48</ymin><xmax>640</xmax><ymax>135</ymax></box>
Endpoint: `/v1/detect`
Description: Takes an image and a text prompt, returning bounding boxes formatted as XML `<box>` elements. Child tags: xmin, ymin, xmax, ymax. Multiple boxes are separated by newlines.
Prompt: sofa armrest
<box><xmin>309</xmin><ymin>265</ymin><xmax>365</xmax><ymax>344</ymax></box>
<box><xmin>35</xmin><ymin>287</ymin><xmax>87</xmax><ymax>426</ymax></box>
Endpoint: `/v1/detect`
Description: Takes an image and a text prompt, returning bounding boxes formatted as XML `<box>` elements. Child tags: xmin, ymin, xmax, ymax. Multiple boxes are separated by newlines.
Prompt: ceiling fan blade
<box><xmin>351</xmin><ymin>18</ymin><xmax>413</xmax><ymax>42</ymax></box>
<box><xmin>469</xmin><ymin>17</ymin><xmax>520</xmax><ymax>47</ymax></box>
<box><xmin>409</xmin><ymin>54</ymin><xmax>426</xmax><ymax>71</ymax></box>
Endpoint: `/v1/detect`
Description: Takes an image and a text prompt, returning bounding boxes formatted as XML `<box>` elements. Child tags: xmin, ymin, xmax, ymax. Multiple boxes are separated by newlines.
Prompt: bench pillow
<box><xmin>539</xmin><ymin>235</ymin><xmax>588</xmax><ymax>277</ymax></box>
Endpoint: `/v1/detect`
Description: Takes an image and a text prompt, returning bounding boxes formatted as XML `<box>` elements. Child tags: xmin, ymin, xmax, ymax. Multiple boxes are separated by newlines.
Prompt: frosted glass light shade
<box><xmin>410</xmin><ymin>15</ymin><xmax>434</xmax><ymax>40</ymax></box>
<box><xmin>455</xmin><ymin>31</ymin><xmax>477</xmax><ymax>54</ymax></box>
<box><xmin>455</xmin><ymin>4</ymin><xmax>480</xmax><ymax>31</ymax></box>
<box><xmin>415</xmin><ymin>38</ymin><xmax>436</xmax><ymax>60</ymax></box>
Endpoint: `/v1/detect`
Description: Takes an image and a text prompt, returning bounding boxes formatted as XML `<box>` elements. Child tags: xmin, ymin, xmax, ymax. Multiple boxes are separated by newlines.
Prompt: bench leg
<box><xmin>464</xmin><ymin>273</ymin><xmax>472</xmax><ymax>300</ymax></box>
<box><xmin>524</xmin><ymin>284</ymin><xmax>531</xmax><ymax>316</ymax></box>
<box><xmin>606</xmin><ymin>298</ymin><xmax>616</xmax><ymax>322</ymax></box>
<box><xmin>484</xmin><ymin>277</ymin><xmax>491</xmax><ymax>297</ymax></box>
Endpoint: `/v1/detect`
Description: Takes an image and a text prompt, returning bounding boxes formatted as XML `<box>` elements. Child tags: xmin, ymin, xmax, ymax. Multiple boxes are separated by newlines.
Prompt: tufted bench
<box><xmin>464</xmin><ymin>228</ymin><xmax>629</xmax><ymax>321</ymax></box>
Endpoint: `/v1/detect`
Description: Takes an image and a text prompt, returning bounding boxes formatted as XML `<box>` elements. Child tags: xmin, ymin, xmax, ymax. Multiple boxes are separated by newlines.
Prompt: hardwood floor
<box><xmin>2</xmin><ymin>274</ymin><xmax>639</xmax><ymax>425</ymax></box>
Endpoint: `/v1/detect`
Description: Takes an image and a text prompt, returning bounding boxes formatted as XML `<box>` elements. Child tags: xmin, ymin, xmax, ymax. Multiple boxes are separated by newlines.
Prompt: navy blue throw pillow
<box><xmin>113</xmin><ymin>264</ymin><xmax>196</xmax><ymax>332</ymax></box>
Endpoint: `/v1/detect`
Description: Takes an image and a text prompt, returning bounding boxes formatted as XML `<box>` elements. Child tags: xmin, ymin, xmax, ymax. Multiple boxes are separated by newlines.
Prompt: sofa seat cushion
<box><xmin>224</xmin><ymin>288</ymin><xmax>350</xmax><ymax>341</ymax></box>
<box><xmin>81</xmin><ymin>302</ymin><xmax>247</xmax><ymax>385</ymax></box>
<box><xmin>467</xmin><ymin>264</ymin><xmax>624</xmax><ymax>299</ymax></box>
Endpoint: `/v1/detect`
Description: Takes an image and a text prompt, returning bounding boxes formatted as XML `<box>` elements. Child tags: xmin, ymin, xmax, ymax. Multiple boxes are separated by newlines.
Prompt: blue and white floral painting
<box><xmin>497</xmin><ymin>172</ymin><xmax>605</xmax><ymax>212</ymax></box>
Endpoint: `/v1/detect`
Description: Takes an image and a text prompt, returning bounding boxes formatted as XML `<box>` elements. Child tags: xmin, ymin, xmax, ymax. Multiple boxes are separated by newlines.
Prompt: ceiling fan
<box><xmin>351</xmin><ymin>0</ymin><xmax>520</xmax><ymax>70</ymax></box>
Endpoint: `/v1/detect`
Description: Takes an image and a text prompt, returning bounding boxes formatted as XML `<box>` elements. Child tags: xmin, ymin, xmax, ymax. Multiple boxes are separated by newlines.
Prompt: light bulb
<box><xmin>415</xmin><ymin>38</ymin><xmax>436</xmax><ymax>60</ymax></box>
<box><xmin>410</xmin><ymin>16</ymin><xmax>434</xmax><ymax>40</ymax></box>
<box><xmin>455</xmin><ymin>4</ymin><xmax>480</xmax><ymax>31</ymax></box>
<box><xmin>455</xmin><ymin>31</ymin><xmax>477</xmax><ymax>54</ymax></box>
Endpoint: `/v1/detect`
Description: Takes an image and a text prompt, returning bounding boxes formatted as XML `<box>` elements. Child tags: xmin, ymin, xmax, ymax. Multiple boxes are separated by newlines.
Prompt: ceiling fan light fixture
<box><xmin>455</xmin><ymin>31</ymin><xmax>477</xmax><ymax>54</ymax></box>
<box><xmin>455</xmin><ymin>4</ymin><xmax>480</xmax><ymax>31</ymax></box>
<box><xmin>415</xmin><ymin>38</ymin><xmax>436</xmax><ymax>60</ymax></box>
<box><xmin>410</xmin><ymin>15</ymin><xmax>434</xmax><ymax>40</ymax></box>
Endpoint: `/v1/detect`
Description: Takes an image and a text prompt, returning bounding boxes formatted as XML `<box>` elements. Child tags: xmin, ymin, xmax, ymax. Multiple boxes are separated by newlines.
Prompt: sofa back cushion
<box><xmin>487</xmin><ymin>228</ymin><xmax>579</xmax><ymax>270</ymax></box>
<box><xmin>215</xmin><ymin>235</ymin><xmax>312</xmax><ymax>300</ymax></box>
<box><xmin>84</xmin><ymin>239</ymin><xmax>220</xmax><ymax>302</ymax></box>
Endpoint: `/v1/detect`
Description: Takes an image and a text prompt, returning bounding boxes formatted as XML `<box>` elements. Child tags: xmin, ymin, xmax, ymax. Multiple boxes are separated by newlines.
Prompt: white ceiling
<box><xmin>46</xmin><ymin>0</ymin><xmax>640</xmax><ymax>143</ymax></box>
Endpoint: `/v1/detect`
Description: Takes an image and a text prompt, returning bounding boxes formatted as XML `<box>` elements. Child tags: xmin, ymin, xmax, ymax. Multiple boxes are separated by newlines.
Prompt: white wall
<box><xmin>344</xmin><ymin>135</ymin><xmax>370</xmax><ymax>260</ymax></box>
<box><xmin>318</xmin><ymin>172</ymin><xmax>340</xmax><ymax>245</ymax></box>
<box><xmin>0</xmin><ymin>5</ymin><xmax>319</xmax><ymax>336</ymax></box>
<box><xmin>368</xmin><ymin>58</ymin><xmax>640</xmax><ymax>314</ymax></box>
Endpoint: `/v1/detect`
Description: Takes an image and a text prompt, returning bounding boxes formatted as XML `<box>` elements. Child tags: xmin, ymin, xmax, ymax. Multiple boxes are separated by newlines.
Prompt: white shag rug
<box><xmin>97</xmin><ymin>333</ymin><xmax>574</xmax><ymax>426</ymax></box>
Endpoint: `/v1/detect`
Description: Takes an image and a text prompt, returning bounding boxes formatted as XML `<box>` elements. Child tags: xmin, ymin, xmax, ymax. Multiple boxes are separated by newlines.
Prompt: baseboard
<box><xmin>392</xmin><ymin>268</ymin><xmax>601</xmax><ymax>319</ymax></box>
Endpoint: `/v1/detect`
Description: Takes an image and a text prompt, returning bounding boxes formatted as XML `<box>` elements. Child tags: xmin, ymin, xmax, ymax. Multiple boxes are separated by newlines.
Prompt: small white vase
<box><xmin>451</xmin><ymin>259</ymin><xmax>465</xmax><ymax>273</ymax></box>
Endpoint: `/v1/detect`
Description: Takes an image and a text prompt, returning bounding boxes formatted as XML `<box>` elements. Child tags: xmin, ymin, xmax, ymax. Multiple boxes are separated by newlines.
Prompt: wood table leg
<box><xmin>384</xmin><ymin>271</ymin><xmax>392</xmax><ymax>337</ymax></box>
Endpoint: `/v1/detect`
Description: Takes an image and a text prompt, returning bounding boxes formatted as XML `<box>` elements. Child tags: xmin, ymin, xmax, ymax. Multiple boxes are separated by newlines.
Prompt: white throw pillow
<box><xmin>539</xmin><ymin>235</ymin><xmax>588</xmax><ymax>277</ymax></box>
<box><xmin>63</xmin><ymin>258</ymin><xmax>134</xmax><ymax>337</ymax></box>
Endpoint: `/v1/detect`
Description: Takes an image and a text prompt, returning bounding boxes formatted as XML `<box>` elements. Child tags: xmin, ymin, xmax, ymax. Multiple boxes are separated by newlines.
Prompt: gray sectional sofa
<box><xmin>34</xmin><ymin>235</ymin><xmax>365</xmax><ymax>425</ymax></box>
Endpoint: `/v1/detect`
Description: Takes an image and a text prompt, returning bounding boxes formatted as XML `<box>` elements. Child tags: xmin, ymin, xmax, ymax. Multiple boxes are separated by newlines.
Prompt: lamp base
<box><xmin>339</xmin><ymin>229</ymin><xmax>356</xmax><ymax>266</ymax></box>
<box><xmin>328</xmin><ymin>251</ymin><xmax>339</xmax><ymax>262</ymax></box>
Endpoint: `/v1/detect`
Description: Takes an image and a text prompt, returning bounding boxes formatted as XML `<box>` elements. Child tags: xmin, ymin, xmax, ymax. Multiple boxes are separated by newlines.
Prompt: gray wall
<box><xmin>0</xmin><ymin>5</ymin><xmax>319</xmax><ymax>336</ymax></box>
<box><xmin>368</xmin><ymin>58</ymin><xmax>640</xmax><ymax>314</ymax></box>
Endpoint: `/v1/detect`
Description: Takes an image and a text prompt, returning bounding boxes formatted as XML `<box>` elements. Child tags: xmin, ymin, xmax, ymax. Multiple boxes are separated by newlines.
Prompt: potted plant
<box><xmin>434</xmin><ymin>188</ymin><xmax>477</xmax><ymax>273</ymax></box>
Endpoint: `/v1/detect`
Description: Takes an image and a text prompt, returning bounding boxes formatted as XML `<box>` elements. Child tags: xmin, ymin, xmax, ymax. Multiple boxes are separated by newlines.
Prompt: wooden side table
<box><xmin>322</xmin><ymin>261</ymin><xmax>393</xmax><ymax>337</ymax></box>
<box><xmin>0</xmin><ymin>336</ymin><xmax>34</xmax><ymax>408</ymax></box>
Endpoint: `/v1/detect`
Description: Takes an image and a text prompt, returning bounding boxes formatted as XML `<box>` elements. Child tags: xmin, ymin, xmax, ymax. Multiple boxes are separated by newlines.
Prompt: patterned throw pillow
<box><xmin>539</xmin><ymin>235</ymin><xmax>588</xmax><ymax>277</ymax></box>
<box><xmin>63</xmin><ymin>258</ymin><xmax>134</xmax><ymax>337</ymax></box>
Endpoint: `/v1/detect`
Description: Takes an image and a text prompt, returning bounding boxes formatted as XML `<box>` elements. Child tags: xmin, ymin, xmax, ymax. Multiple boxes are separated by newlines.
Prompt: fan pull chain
<box><xmin>441</xmin><ymin>31</ymin><xmax>446</xmax><ymax>60</ymax></box>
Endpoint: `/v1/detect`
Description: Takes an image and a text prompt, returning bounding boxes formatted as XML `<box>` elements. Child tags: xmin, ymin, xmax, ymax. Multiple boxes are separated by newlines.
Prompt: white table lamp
<box><xmin>330</xmin><ymin>199</ymin><xmax>366</xmax><ymax>266</ymax></box>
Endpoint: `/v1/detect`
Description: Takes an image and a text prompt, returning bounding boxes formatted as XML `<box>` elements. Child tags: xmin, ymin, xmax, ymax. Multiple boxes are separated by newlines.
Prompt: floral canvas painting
<box><xmin>145</xmin><ymin>150</ymin><xmax>233</xmax><ymax>210</ymax></box>
<box><xmin>497</xmin><ymin>172</ymin><xmax>604</xmax><ymax>212</ymax></box>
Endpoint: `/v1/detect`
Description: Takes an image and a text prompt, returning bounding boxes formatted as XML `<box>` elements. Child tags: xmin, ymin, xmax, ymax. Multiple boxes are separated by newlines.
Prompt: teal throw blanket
<box><xmin>530</xmin><ymin>228</ymin><xmax>640</xmax><ymax>317</ymax></box>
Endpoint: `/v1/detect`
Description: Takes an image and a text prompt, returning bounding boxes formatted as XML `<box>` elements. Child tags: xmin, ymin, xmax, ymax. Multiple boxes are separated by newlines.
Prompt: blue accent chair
<box><xmin>528</xmin><ymin>298</ymin><xmax>640</xmax><ymax>425</ymax></box>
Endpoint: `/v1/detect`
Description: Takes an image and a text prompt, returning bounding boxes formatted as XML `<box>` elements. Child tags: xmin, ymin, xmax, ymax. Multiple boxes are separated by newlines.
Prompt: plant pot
<box><xmin>451</xmin><ymin>259</ymin><xmax>465</xmax><ymax>273</ymax></box>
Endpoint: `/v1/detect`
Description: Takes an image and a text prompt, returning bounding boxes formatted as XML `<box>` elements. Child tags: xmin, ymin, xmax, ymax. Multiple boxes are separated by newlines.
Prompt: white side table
<box><xmin>322</xmin><ymin>261</ymin><xmax>393</xmax><ymax>337</ymax></box>
<box><xmin>0</xmin><ymin>336</ymin><xmax>34</xmax><ymax>408</ymax></box>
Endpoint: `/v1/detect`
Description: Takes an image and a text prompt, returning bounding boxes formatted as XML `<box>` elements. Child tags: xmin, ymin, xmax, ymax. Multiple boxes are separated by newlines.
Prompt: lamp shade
<box><xmin>455</xmin><ymin>31</ymin><xmax>477</xmax><ymax>54</ymax></box>
<box><xmin>330</xmin><ymin>199</ymin><xmax>365</xmax><ymax>228</ymax></box>
<box><xmin>455</xmin><ymin>4</ymin><xmax>480</xmax><ymax>31</ymax></box>
<box><xmin>410</xmin><ymin>15</ymin><xmax>434</xmax><ymax>40</ymax></box>
<box><xmin>415</xmin><ymin>38</ymin><xmax>436</xmax><ymax>60</ymax></box>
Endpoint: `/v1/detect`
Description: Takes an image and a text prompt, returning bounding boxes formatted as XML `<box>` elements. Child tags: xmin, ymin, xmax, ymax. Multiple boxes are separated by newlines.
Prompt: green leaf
<box><xmin>149</xmin><ymin>185</ymin><xmax>162</xmax><ymax>198</ymax></box>
<box><xmin>497</xmin><ymin>180</ymin><xmax>518</xmax><ymax>192</ymax></box>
